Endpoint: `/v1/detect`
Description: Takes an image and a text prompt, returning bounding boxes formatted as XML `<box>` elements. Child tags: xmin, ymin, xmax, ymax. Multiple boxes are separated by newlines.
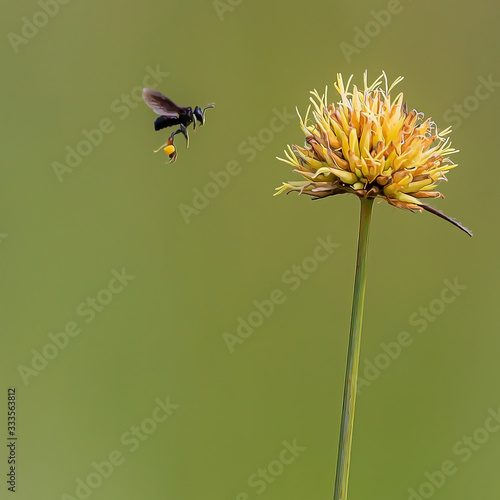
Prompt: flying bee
<box><xmin>142</xmin><ymin>88</ymin><xmax>215</xmax><ymax>163</ymax></box>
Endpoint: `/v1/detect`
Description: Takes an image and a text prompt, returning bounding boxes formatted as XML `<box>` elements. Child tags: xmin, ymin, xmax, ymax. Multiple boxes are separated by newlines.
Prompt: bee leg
<box><xmin>168</xmin><ymin>126</ymin><xmax>190</xmax><ymax>148</ymax></box>
<box><xmin>202</xmin><ymin>103</ymin><xmax>215</xmax><ymax>123</ymax></box>
<box><xmin>193</xmin><ymin>103</ymin><xmax>215</xmax><ymax>127</ymax></box>
<box><xmin>162</xmin><ymin>128</ymin><xmax>185</xmax><ymax>163</ymax></box>
<box><xmin>164</xmin><ymin>135</ymin><xmax>177</xmax><ymax>163</ymax></box>
<box><xmin>179</xmin><ymin>124</ymin><xmax>189</xmax><ymax>148</ymax></box>
<box><xmin>154</xmin><ymin>142</ymin><xmax>167</xmax><ymax>153</ymax></box>
<box><xmin>166</xmin><ymin>149</ymin><xmax>177</xmax><ymax>163</ymax></box>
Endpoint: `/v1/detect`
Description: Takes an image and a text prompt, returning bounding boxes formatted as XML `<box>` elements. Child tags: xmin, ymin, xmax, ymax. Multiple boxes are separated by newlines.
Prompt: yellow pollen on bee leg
<box><xmin>164</xmin><ymin>145</ymin><xmax>175</xmax><ymax>156</ymax></box>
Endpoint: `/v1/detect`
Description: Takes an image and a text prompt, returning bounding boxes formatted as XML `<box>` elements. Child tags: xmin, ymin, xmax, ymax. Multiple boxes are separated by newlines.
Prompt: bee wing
<box><xmin>142</xmin><ymin>88</ymin><xmax>184</xmax><ymax>116</ymax></box>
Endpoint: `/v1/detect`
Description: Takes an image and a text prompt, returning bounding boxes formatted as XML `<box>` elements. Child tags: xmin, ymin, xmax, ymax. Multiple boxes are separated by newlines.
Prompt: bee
<box><xmin>142</xmin><ymin>88</ymin><xmax>215</xmax><ymax>163</ymax></box>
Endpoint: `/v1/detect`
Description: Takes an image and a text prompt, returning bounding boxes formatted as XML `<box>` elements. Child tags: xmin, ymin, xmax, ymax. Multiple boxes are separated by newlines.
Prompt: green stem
<box><xmin>333</xmin><ymin>196</ymin><xmax>374</xmax><ymax>500</ymax></box>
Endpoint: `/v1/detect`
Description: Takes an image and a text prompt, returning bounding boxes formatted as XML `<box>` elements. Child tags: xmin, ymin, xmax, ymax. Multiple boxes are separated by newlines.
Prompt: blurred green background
<box><xmin>1</xmin><ymin>0</ymin><xmax>499</xmax><ymax>499</ymax></box>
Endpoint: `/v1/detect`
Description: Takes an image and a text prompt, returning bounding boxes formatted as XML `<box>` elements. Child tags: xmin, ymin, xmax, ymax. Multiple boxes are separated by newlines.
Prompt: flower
<box><xmin>275</xmin><ymin>72</ymin><xmax>472</xmax><ymax>236</ymax></box>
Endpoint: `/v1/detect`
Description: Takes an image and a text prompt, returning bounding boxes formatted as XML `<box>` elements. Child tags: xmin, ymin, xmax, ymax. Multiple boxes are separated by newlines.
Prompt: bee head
<box><xmin>193</xmin><ymin>106</ymin><xmax>205</xmax><ymax>126</ymax></box>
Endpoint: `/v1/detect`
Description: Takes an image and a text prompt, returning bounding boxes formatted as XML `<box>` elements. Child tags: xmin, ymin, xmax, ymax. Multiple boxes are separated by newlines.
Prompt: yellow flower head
<box><xmin>275</xmin><ymin>72</ymin><xmax>471</xmax><ymax>236</ymax></box>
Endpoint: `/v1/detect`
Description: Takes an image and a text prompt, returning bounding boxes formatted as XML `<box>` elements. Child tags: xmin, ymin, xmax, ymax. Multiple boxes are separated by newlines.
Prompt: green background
<box><xmin>1</xmin><ymin>0</ymin><xmax>499</xmax><ymax>499</ymax></box>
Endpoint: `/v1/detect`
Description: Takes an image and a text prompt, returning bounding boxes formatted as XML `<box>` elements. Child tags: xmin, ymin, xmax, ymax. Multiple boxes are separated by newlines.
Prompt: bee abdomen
<box><xmin>154</xmin><ymin>115</ymin><xmax>181</xmax><ymax>131</ymax></box>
